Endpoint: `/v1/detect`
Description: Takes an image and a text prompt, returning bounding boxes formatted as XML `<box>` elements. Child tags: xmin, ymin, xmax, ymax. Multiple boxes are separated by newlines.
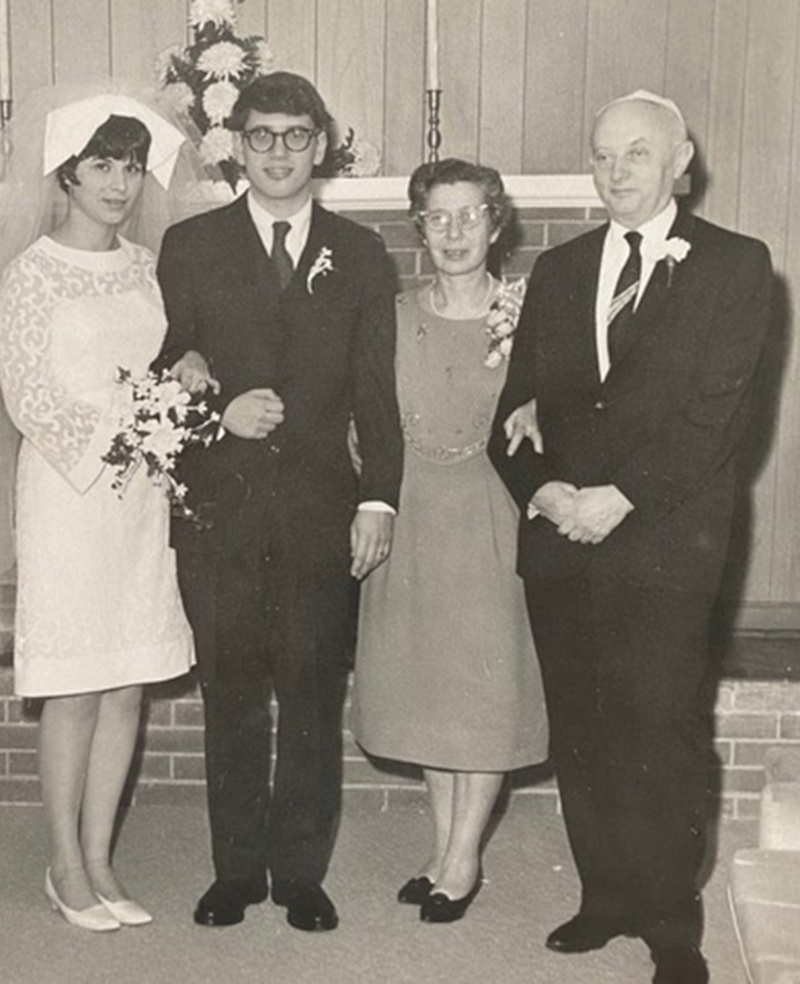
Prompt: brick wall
<box><xmin>2</xmin><ymin>665</ymin><xmax>799</xmax><ymax>821</ymax></box>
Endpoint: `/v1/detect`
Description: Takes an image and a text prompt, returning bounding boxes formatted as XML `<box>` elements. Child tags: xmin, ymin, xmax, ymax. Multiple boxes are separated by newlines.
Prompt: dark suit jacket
<box><xmin>156</xmin><ymin>194</ymin><xmax>403</xmax><ymax>562</ymax></box>
<box><xmin>488</xmin><ymin>208</ymin><xmax>773</xmax><ymax>592</ymax></box>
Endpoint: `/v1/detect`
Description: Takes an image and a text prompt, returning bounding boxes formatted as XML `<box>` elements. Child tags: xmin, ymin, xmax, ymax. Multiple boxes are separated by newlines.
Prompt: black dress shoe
<box><xmin>419</xmin><ymin>879</ymin><xmax>482</xmax><ymax>923</ymax></box>
<box><xmin>193</xmin><ymin>878</ymin><xmax>268</xmax><ymax>927</ymax></box>
<box><xmin>271</xmin><ymin>879</ymin><xmax>338</xmax><ymax>932</ymax></box>
<box><xmin>651</xmin><ymin>945</ymin><xmax>709</xmax><ymax>984</ymax></box>
<box><xmin>545</xmin><ymin>913</ymin><xmax>633</xmax><ymax>953</ymax></box>
<box><xmin>397</xmin><ymin>876</ymin><xmax>434</xmax><ymax>905</ymax></box>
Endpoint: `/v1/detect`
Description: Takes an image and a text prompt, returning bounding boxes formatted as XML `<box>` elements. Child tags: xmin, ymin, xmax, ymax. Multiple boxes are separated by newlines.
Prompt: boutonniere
<box><xmin>644</xmin><ymin>236</ymin><xmax>692</xmax><ymax>288</ymax></box>
<box><xmin>307</xmin><ymin>247</ymin><xmax>335</xmax><ymax>294</ymax></box>
<box><xmin>484</xmin><ymin>277</ymin><xmax>527</xmax><ymax>369</ymax></box>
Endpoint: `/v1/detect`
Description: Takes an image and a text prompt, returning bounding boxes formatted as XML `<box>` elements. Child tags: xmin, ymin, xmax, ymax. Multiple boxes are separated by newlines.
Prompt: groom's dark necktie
<box><xmin>607</xmin><ymin>230</ymin><xmax>642</xmax><ymax>366</ymax></box>
<box><xmin>271</xmin><ymin>220</ymin><xmax>294</xmax><ymax>290</ymax></box>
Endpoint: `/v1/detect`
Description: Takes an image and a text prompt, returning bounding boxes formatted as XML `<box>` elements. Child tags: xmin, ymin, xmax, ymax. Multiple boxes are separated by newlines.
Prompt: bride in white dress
<box><xmin>0</xmin><ymin>91</ymin><xmax>209</xmax><ymax>931</ymax></box>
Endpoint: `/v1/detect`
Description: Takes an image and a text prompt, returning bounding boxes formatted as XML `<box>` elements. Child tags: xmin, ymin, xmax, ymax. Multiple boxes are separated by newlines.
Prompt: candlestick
<box><xmin>0</xmin><ymin>0</ymin><xmax>10</xmax><ymax>103</ymax></box>
<box><xmin>426</xmin><ymin>0</ymin><xmax>439</xmax><ymax>92</ymax></box>
<box><xmin>425</xmin><ymin>89</ymin><xmax>442</xmax><ymax>163</ymax></box>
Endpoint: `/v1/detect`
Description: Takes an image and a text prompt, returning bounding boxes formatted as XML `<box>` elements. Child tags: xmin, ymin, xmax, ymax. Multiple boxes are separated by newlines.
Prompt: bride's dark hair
<box><xmin>56</xmin><ymin>114</ymin><xmax>152</xmax><ymax>192</ymax></box>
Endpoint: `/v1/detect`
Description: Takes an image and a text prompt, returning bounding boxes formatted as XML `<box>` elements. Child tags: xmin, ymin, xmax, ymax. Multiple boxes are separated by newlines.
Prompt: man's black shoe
<box><xmin>545</xmin><ymin>913</ymin><xmax>633</xmax><ymax>953</ymax></box>
<box><xmin>193</xmin><ymin>878</ymin><xmax>268</xmax><ymax>927</ymax></box>
<box><xmin>272</xmin><ymin>879</ymin><xmax>338</xmax><ymax>931</ymax></box>
<box><xmin>651</xmin><ymin>945</ymin><xmax>709</xmax><ymax>984</ymax></box>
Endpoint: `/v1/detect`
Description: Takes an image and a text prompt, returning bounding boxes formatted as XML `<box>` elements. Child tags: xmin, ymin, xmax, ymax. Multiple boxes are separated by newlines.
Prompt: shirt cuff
<box><xmin>358</xmin><ymin>500</ymin><xmax>397</xmax><ymax>516</ymax></box>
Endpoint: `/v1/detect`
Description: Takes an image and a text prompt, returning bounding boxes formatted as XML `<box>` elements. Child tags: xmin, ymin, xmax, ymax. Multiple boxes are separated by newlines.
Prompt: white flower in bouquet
<box><xmin>255</xmin><ymin>39</ymin><xmax>276</xmax><ymax>73</ymax></box>
<box><xmin>189</xmin><ymin>0</ymin><xmax>236</xmax><ymax>29</ymax></box>
<box><xmin>155</xmin><ymin>43</ymin><xmax>184</xmax><ymax>85</ymax></box>
<box><xmin>104</xmin><ymin>368</ymin><xmax>224</xmax><ymax>529</ymax></box>
<box><xmin>200</xmin><ymin>126</ymin><xmax>235</xmax><ymax>165</ymax></box>
<box><xmin>203</xmin><ymin>80</ymin><xmax>240</xmax><ymax>125</ymax></box>
<box><xmin>160</xmin><ymin>80</ymin><xmax>196</xmax><ymax>117</ymax></box>
<box><xmin>344</xmin><ymin>138</ymin><xmax>382</xmax><ymax>178</ymax></box>
<box><xmin>197</xmin><ymin>40</ymin><xmax>248</xmax><ymax>80</ymax></box>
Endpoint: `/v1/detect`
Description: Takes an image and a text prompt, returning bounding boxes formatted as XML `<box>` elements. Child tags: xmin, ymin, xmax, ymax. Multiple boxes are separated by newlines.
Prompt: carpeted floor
<box><xmin>1</xmin><ymin>798</ymin><xmax>753</xmax><ymax>984</ymax></box>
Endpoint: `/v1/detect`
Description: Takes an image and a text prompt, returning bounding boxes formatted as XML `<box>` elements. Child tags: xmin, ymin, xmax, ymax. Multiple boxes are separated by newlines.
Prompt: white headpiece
<box><xmin>597</xmin><ymin>89</ymin><xmax>687</xmax><ymax>135</ymax></box>
<box><xmin>43</xmin><ymin>94</ymin><xmax>187</xmax><ymax>189</ymax></box>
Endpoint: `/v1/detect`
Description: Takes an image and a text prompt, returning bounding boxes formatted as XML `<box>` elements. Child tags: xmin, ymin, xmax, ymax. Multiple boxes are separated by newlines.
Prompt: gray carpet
<box><xmin>1</xmin><ymin>798</ymin><xmax>752</xmax><ymax>984</ymax></box>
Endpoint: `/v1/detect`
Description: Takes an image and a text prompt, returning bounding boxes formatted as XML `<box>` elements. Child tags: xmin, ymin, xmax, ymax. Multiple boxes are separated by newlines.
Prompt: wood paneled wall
<box><xmin>3</xmin><ymin>0</ymin><xmax>800</xmax><ymax>625</ymax></box>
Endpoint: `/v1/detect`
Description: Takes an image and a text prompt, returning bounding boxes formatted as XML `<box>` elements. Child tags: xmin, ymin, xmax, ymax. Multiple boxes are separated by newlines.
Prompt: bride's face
<box><xmin>68</xmin><ymin>156</ymin><xmax>145</xmax><ymax>230</ymax></box>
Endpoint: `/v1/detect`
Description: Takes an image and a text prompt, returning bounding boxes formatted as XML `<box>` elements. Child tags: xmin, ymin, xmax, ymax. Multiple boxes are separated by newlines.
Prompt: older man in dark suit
<box><xmin>489</xmin><ymin>91</ymin><xmax>772</xmax><ymax>984</ymax></box>
<box><xmin>156</xmin><ymin>73</ymin><xmax>403</xmax><ymax>933</ymax></box>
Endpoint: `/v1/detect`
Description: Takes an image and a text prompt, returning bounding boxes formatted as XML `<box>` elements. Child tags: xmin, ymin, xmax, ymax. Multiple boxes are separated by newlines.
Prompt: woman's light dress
<box><xmin>352</xmin><ymin>288</ymin><xmax>548</xmax><ymax>771</ymax></box>
<box><xmin>0</xmin><ymin>235</ymin><xmax>194</xmax><ymax>697</ymax></box>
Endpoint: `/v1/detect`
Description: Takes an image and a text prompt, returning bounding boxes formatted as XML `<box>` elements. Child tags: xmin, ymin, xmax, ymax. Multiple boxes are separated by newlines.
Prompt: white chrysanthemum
<box><xmin>188</xmin><ymin>0</ymin><xmax>236</xmax><ymax>29</ymax></box>
<box><xmin>344</xmin><ymin>138</ymin><xmax>381</xmax><ymax>177</ymax></box>
<box><xmin>203</xmin><ymin>80</ymin><xmax>240</xmax><ymax>124</ymax></box>
<box><xmin>197</xmin><ymin>40</ymin><xmax>247</xmax><ymax>80</ymax></box>
<box><xmin>154</xmin><ymin>43</ymin><xmax>184</xmax><ymax>85</ymax></box>
<box><xmin>254</xmin><ymin>40</ymin><xmax>276</xmax><ymax>73</ymax></box>
<box><xmin>200</xmin><ymin>126</ymin><xmax>235</xmax><ymax>165</ymax></box>
<box><xmin>160</xmin><ymin>81</ymin><xmax>195</xmax><ymax>117</ymax></box>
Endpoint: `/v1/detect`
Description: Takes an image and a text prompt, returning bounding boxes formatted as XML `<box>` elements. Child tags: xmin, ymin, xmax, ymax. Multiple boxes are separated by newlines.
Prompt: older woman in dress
<box><xmin>352</xmin><ymin>158</ymin><xmax>548</xmax><ymax>922</ymax></box>
<box><xmin>0</xmin><ymin>91</ymin><xmax>208</xmax><ymax>932</ymax></box>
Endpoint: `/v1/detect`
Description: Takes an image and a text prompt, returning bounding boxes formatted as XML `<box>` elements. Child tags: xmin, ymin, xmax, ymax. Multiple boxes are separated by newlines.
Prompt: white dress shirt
<box><xmin>246</xmin><ymin>192</ymin><xmax>394</xmax><ymax>516</ymax></box>
<box><xmin>595</xmin><ymin>198</ymin><xmax>677</xmax><ymax>381</ymax></box>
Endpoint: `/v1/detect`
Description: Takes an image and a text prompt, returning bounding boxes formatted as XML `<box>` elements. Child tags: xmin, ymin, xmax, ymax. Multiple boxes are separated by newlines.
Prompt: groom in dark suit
<box><xmin>489</xmin><ymin>91</ymin><xmax>772</xmax><ymax>984</ymax></box>
<box><xmin>156</xmin><ymin>73</ymin><xmax>403</xmax><ymax>932</ymax></box>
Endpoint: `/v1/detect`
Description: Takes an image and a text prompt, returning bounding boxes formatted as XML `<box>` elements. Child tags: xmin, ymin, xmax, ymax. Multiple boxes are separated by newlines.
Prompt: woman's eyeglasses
<box><xmin>420</xmin><ymin>203</ymin><xmax>490</xmax><ymax>234</ymax></box>
<box><xmin>241</xmin><ymin>126</ymin><xmax>319</xmax><ymax>154</ymax></box>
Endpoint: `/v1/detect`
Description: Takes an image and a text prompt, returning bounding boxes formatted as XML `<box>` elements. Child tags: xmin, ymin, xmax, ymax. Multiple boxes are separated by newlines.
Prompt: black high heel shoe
<box><xmin>397</xmin><ymin>875</ymin><xmax>434</xmax><ymax>905</ymax></box>
<box><xmin>420</xmin><ymin>878</ymin><xmax>482</xmax><ymax>923</ymax></box>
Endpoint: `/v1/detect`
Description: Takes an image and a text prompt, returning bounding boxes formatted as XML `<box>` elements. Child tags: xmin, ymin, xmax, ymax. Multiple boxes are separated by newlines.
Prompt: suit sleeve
<box><xmin>611</xmin><ymin>239</ymin><xmax>773</xmax><ymax>520</ymax></box>
<box><xmin>153</xmin><ymin>224</ymin><xmax>199</xmax><ymax>374</ymax></box>
<box><xmin>351</xmin><ymin>233</ymin><xmax>403</xmax><ymax>509</ymax></box>
<box><xmin>488</xmin><ymin>254</ymin><xmax>560</xmax><ymax>511</ymax></box>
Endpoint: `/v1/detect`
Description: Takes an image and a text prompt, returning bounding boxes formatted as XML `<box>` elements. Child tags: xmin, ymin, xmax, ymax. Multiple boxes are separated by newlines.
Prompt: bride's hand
<box><xmin>503</xmin><ymin>399</ymin><xmax>543</xmax><ymax>456</ymax></box>
<box><xmin>170</xmin><ymin>350</ymin><xmax>221</xmax><ymax>396</ymax></box>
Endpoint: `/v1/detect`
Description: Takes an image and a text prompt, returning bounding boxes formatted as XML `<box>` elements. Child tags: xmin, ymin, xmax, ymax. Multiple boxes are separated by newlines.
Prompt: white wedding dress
<box><xmin>0</xmin><ymin>235</ymin><xmax>194</xmax><ymax>696</ymax></box>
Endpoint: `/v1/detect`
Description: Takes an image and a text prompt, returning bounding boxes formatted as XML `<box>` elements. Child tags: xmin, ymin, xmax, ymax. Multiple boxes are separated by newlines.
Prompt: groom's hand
<box><xmin>221</xmin><ymin>388</ymin><xmax>285</xmax><ymax>439</ymax></box>
<box><xmin>350</xmin><ymin>511</ymin><xmax>394</xmax><ymax>580</ymax></box>
<box><xmin>557</xmin><ymin>485</ymin><xmax>634</xmax><ymax>544</ymax></box>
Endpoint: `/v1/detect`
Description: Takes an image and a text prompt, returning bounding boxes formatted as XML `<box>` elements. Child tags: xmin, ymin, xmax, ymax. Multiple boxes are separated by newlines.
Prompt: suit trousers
<box><xmin>524</xmin><ymin>566</ymin><xmax>716</xmax><ymax>948</ymax></box>
<box><xmin>177</xmin><ymin>546</ymin><xmax>351</xmax><ymax>885</ymax></box>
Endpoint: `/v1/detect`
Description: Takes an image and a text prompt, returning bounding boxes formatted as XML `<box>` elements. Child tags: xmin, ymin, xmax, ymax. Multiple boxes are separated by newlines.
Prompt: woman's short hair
<box><xmin>56</xmin><ymin>114</ymin><xmax>151</xmax><ymax>192</ymax></box>
<box><xmin>408</xmin><ymin>158</ymin><xmax>512</xmax><ymax>235</ymax></box>
<box><xmin>228</xmin><ymin>71</ymin><xmax>333</xmax><ymax>136</ymax></box>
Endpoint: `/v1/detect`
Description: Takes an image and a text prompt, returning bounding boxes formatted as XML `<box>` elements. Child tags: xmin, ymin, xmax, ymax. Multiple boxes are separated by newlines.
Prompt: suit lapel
<box><xmin>571</xmin><ymin>225</ymin><xmax>606</xmax><ymax>388</ymax></box>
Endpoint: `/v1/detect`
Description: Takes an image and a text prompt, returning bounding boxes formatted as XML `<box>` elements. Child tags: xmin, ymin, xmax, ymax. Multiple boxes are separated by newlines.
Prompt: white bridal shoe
<box><xmin>95</xmin><ymin>893</ymin><xmax>153</xmax><ymax>926</ymax></box>
<box><xmin>45</xmin><ymin>868</ymin><xmax>121</xmax><ymax>932</ymax></box>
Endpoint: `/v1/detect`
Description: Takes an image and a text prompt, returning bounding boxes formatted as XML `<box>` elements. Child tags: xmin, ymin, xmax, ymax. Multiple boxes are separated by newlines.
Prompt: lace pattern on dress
<box><xmin>0</xmin><ymin>241</ymin><xmax>159</xmax><ymax>481</ymax></box>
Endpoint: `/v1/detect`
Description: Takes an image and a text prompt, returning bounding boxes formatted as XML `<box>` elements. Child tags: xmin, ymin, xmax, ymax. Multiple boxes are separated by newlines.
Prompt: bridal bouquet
<box><xmin>103</xmin><ymin>368</ymin><xmax>224</xmax><ymax>527</ymax></box>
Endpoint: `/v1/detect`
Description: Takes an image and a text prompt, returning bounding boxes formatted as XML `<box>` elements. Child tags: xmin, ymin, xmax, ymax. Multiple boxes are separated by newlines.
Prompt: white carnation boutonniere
<box><xmin>644</xmin><ymin>236</ymin><xmax>692</xmax><ymax>288</ymax></box>
<box><xmin>307</xmin><ymin>247</ymin><xmax>335</xmax><ymax>294</ymax></box>
<box><xmin>484</xmin><ymin>277</ymin><xmax>527</xmax><ymax>369</ymax></box>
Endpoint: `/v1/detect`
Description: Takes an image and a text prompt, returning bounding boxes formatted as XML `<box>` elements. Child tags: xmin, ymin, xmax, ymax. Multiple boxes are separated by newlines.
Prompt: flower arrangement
<box><xmin>484</xmin><ymin>277</ymin><xmax>527</xmax><ymax>368</ymax></box>
<box><xmin>157</xmin><ymin>0</ymin><xmax>381</xmax><ymax>191</ymax></box>
<box><xmin>156</xmin><ymin>0</ymin><xmax>275</xmax><ymax>190</ymax></box>
<box><xmin>103</xmin><ymin>368</ymin><xmax>224</xmax><ymax>528</ymax></box>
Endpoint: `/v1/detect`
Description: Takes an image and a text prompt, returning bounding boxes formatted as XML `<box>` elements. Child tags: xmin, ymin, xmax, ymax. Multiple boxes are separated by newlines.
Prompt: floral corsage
<box><xmin>307</xmin><ymin>247</ymin><xmax>335</xmax><ymax>293</ymax></box>
<box><xmin>484</xmin><ymin>277</ymin><xmax>527</xmax><ymax>368</ymax></box>
<box><xmin>103</xmin><ymin>368</ymin><xmax>224</xmax><ymax>528</ymax></box>
<box><xmin>643</xmin><ymin>236</ymin><xmax>691</xmax><ymax>287</ymax></box>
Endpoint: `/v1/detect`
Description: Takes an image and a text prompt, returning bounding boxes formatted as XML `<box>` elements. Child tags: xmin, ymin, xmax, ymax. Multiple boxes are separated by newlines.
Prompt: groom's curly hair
<box><xmin>228</xmin><ymin>72</ymin><xmax>334</xmax><ymax>138</ymax></box>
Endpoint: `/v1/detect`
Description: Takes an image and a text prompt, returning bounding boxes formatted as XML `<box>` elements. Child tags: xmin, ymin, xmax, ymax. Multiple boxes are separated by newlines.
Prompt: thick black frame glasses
<box><xmin>241</xmin><ymin>126</ymin><xmax>319</xmax><ymax>154</ymax></box>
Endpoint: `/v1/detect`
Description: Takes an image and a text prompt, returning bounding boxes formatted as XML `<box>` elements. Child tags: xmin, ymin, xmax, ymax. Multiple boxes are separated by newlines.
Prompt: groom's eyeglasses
<box><xmin>241</xmin><ymin>126</ymin><xmax>319</xmax><ymax>154</ymax></box>
<box><xmin>420</xmin><ymin>203</ymin><xmax>490</xmax><ymax>234</ymax></box>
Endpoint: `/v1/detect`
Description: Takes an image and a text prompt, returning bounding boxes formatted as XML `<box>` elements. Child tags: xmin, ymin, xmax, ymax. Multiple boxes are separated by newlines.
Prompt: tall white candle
<box><xmin>0</xmin><ymin>0</ymin><xmax>10</xmax><ymax>102</ymax></box>
<box><xmin>426</xmin><ymin>0</ymin><xmax>439</xmax><ymax>91</ymax></box>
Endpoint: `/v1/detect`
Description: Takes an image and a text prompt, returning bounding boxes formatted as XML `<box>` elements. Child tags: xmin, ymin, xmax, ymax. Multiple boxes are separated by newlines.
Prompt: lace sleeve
<box><xmin>0</xmin><ymin>252</ymin><xmax>110</xmax><ymax>492</ymax></box>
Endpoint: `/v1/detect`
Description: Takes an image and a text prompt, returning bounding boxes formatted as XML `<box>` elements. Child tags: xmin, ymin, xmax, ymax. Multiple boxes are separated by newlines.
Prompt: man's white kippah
<box><xmin>597</xmin><ymin>89</ymin><xmax>687</xmax><ymax>133</ymax></box>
